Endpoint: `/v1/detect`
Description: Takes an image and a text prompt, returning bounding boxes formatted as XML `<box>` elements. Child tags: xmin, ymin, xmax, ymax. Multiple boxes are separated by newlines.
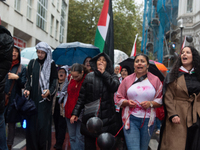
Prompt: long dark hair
<box><xmin>170</xmin><ymin>46</ymin><xmax>200</xmax><ymax>82</ymax></box>
<box><xmin>71</xmin><ymin>63</ymin><xmax>89</xmax><ymax>75</ymax></box>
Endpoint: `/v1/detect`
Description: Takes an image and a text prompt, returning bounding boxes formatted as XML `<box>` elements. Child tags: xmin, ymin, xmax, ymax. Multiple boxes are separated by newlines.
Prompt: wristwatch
<box><xmin>150</xmin><ymin>101</ymin><xmax>153</xmax><ymax>108</ymax></box>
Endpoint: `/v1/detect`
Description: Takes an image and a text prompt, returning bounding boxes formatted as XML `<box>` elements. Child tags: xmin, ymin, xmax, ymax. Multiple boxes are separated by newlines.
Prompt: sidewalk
<box><xmin>21</xmin><ymin>132</ymin><xmax>71</xmax><ymax>150</ymax></box>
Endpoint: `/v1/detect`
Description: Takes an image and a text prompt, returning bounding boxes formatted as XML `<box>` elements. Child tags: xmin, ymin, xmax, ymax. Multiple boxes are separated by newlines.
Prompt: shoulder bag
<box><xmin>83</xmin><ymin>76</ymin><xmax>102</xmax><ymax>124</ymax></box>
<box><xmin>5</xmin><ymin>64</ymin><xmax>22</xmax><ymax>106</ymax></box>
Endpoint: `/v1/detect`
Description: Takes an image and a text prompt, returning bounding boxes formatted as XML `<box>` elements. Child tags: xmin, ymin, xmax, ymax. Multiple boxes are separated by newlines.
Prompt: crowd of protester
<box><xmin>1</xmin><ymin>25</ymin><xmax>200</xmax><ymax>150</ymax></box>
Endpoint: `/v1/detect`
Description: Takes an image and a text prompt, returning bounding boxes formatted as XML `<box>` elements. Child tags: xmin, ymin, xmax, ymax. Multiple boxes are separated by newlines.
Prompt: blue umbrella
<box><xmin>21</xmin><ymin>47</ymin><xmax>37</xmax><ymax>60</ymax></box>
<box><xmin>52</xmin><ymin>42</ymin><xmax>100</xmax><ymax>66</ymax></box>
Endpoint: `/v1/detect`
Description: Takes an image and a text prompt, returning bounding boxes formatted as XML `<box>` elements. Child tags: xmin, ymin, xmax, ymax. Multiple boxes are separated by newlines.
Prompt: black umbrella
<box><xmin>119</xmin><ymin>56</ymin><xmax>164</xmax><ymax>82</ymax></box>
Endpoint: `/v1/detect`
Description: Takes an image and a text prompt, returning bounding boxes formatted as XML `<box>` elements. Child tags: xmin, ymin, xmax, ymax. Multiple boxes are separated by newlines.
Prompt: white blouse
<box><xmin>127</xmin><ymin>78</ymin><xmax>156</xmax><ymax>118</ymax></box>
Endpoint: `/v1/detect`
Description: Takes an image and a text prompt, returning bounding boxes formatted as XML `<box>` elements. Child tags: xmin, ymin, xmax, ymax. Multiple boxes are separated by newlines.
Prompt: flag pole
<box><xmin>179</xmin><ymin>36</ymin><xmax>186</xmax><ymax>55</ymax></box>
<box><xmin>130</xmin><ymin>34</ymin><xmax>138</xmax><ymax>57</ymax></box>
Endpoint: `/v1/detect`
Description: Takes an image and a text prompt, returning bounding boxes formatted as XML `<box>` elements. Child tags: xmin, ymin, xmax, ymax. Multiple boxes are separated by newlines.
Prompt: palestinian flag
<box><xmin>94</xmin><ymin>0</ymin><xmax>114</xmax><ymax>64</ymax></box>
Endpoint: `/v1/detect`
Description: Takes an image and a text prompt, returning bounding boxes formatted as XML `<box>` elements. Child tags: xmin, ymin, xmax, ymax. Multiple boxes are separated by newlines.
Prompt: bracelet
<box><xmin>150</xmin><ymin>101</ymin><xmax>153</xmax><ymax>108</ymax></box>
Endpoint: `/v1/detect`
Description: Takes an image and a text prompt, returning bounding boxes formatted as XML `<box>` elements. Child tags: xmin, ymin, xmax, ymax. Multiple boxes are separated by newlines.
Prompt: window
<box><xmin>57</xmin><ymin>0</ymin><xmax>60</xmax><ymax>9</ymax></box>
<box><xmin>187</xmin><ymin>0</ymin><xmax>193</xmax><ymax>13</ymax></box>
<box><xmin>50</xmin><ymin>15</ymin><xmax>54</xmax><ymax>36</ymax></box>
<box><xmin>27</xmin><ymin>0</ymin><xmax>32</xmax><ymax>19</ymax></box>
<box><xmin>55</xmin><ymin>20</ymin><xmax>59</xmax><ymax>39</ymax></box>
<box><xmin>36</xmin><ymin>0</ymin><xmax>48</xmax><ymax>31</ymax></box>
<box><xmin>59</xmin><ymin>0</ymin><xmax>67</xmax><ymax>43</ymax></box>
<box><xmin>15</xmin><ymin>0</ymin><xmax>21</xmax><ymax>12</ymax></box>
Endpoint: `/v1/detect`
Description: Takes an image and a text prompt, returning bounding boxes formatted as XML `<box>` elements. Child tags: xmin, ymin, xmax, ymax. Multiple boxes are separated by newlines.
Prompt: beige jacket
<box><xmin>160</xmin><ymin>75</ymin><xmax>200</xmax><ymax>150</ymax></box>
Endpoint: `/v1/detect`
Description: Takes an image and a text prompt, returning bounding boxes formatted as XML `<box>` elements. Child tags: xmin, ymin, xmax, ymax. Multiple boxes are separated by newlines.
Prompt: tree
<box><xmin>113</xmin><ymin>0</ymin><xmax>143</xmax><ymax>55</ymax></box>
<box><xmin>67</xmin><ymin>0</ymin><xmax>103</xmax><ymax>43</ymax></box>
<box><xmin>67</xmin><ymin>0</ymin><xmax>143</xmax><ymax>55</ymax></box>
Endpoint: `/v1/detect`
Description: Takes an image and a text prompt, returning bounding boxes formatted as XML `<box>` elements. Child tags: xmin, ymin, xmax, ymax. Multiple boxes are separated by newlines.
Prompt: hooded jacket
<box><xmin>0</xmin><ymin>26</ymin><xmax>13</xmax><ymax>114</ymax></box>
<box><xmin>72</xmin><ymin>52</ymin><xmax>120</xmax><ymax>137</ymax></box>
<box><xmin>4</xmin><ymin>46</ymin><xmax>26</xmax><ymax>123</ymax></box>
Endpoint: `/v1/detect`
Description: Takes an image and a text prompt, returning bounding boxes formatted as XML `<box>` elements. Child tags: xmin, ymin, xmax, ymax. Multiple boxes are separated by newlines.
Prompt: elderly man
<box><xmin>24</xmin><ymin>42</ymin><xmax>57</xmax><ymax>150</ymax></box>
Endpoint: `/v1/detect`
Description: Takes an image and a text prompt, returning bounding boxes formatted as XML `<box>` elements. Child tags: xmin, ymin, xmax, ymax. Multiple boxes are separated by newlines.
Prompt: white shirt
<box><xmin>127</xmin><ymin>78</ymin><xmax>156</xmax><ymax>118</ymax></box>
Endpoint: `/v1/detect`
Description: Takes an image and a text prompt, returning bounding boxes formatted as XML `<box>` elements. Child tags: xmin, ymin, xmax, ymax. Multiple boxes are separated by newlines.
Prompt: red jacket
<box><xmin>65</xmin><ymin>74</ymin><xmax>86</xmax><ymax>119</ymax></box>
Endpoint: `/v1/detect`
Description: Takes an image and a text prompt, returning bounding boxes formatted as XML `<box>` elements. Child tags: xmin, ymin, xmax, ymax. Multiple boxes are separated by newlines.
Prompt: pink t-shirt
<box><xmin>127</xmin><ymin>78</ymin><xmax>156</xmax><ymax>118</ymax></box>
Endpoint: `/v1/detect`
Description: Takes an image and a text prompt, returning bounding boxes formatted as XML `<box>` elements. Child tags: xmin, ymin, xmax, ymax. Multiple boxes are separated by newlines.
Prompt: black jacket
<box><xmin>4</xmin><ymin>46</ymin><xmax>26</xmax><ymax>123</ymax></box>
<box><xmin>72</xmin><ymin>52</ymin><xmax>120</xmax><ymax>137</ymax></box>
<box><xmin>24</xmin><ymin>58</ymin><xmax>57</xmax><ymax>149</ymax></box>
<box><xmin>0</xmin><ymin>26</ymin><xmax>13</xmax><ymax>114</ymax></box>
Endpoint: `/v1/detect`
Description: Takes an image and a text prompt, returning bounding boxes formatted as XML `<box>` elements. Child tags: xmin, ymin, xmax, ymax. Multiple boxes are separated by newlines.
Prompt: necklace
<box><xmin>75</xmin><ymin>81</ymin><xmax>80</xmax><ymax>88</ymax></box>
<box><xmin>75</xmin><ymin>75</ymin><xmax>84</xmax><ymax>88</ymax></box>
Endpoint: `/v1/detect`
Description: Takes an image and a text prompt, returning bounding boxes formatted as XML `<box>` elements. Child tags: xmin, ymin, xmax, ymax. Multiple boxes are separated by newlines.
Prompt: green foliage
<box><xmin>67</xmin><ymin>0</ymin><xmax>143</xmax><ymax>56</ymax></box>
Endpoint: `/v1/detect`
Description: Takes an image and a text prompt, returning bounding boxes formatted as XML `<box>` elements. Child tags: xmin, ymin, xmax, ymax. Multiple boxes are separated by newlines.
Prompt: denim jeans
<box><xmin>155</xmin><ymin>117</ymin><xmax>161</xmax><ymax>130</ymax></box>
<box><xmin>0</xmin><ymin>113</ymin><xmax>8</xmax><ymax>150</ymax></box>
<box><xmin>66</xmin><ymin>118</ymin><xmax>84</xmax><ymax>150</ymax></box>
<box><xmin>123</xmin><ymin>115</ymin><xmax>152</xmax><ymax>150</ymax></box>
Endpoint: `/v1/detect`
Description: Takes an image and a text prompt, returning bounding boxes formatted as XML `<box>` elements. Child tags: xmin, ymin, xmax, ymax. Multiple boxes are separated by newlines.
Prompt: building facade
<box><xmin>177</xmin><ymin>0</ymin><xmax>200</xmax><ymax>51</ymax></box>
<box><xmin>141</xmin><ymin>0</ymin><xmax>200</xmax><ymax>70</ymax></box>
<box><xmin>0</xmin><ymin>0</ymin><xmax>69</xmax><ymax>49</ymax></box>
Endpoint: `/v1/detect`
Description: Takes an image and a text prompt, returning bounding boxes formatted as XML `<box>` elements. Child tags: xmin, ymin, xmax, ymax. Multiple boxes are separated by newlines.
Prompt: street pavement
<box><xmin>12</xmin><ymin>125</ymin><xmax>159</xmax><ymax>150</ymax></box>
<box><xmin>12</xmin><ymin>125</ymin><xmax>70</xmax><ymax>150</ymax></box>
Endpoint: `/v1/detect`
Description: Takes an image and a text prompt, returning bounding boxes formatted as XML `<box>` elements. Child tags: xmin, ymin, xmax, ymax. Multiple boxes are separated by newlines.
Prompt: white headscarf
<box><xmin>36</xmin><ymin>42</ymin><xmax>52</xmax><ymax>97</ymax></box>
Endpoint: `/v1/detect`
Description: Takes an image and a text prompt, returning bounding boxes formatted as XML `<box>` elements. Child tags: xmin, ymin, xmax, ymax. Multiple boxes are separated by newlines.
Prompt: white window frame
<box><xmin>55</xmin><ymin>20</ymin><xmax>59</xmax><ymax>40</ymax></box>
<box><xmin>27</xmin><ymin>0</ymin><xmax>32</xmax><ymax>20</ymax></box>
<box><xmin>57</xmin><ymin>0</ymin><xmax>60</xmax><ymax>10</ymax></box>
<box><xmin>59</xmin><ymin>0</ymin><xmax>67</xmax><ymax>43</ymax></box>
<box><xmin>36</xmin><ymin>0</ymin><xmax>48</xmax><ymax>31</ymax></box>
<box><xmin>14</xmin><ymin>0</ymin><xmax>21</xmax><ymax>12</ymax></box>
<box><xmin>187</xmin><ymin>0</ymin><xmax>193</xmax><ymax>13</ymax></box>
<box><xmin>50</xmin><ymin>15</ymin><xmax>54</xmax><ymax>36</ymax></box>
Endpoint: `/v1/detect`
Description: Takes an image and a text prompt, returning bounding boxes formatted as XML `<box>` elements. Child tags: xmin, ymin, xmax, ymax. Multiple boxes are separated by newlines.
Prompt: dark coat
<box><xmin>72</xmin><ymin>52</ymin><xmax>120</xmax><ymax>137</ymax></box>
<box><xmin>4</xmin><ymin>61</ymin><xmax>26</xmax><ymax>123</ymax></box>
<box><xmin>25</xmin><ymin>58</ymin><xmax>57</xmax><ymax>150</ymax></box>
<box><xmin>0</xmin><ymin>26</ymin><xmax>13</xmax><ymax>114</ymax></box>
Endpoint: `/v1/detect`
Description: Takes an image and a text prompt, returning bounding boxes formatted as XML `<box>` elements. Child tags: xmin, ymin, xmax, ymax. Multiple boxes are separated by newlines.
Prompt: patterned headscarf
<box><xmin>36</xmin><ymin>42</ymin><xmax>52</xmax><ymax>97</ymax></box>
<box><xmin>58</xmin><ymin>65</ymin><xmax>70</xmax><ymax>106</ymax></box>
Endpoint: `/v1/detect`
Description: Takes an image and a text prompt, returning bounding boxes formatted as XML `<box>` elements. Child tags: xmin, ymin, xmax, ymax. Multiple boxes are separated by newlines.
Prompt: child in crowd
<box><xmin>52</xmin><ymin>66</ymin><xmax>69</xmax><ymax>150</ymax></box>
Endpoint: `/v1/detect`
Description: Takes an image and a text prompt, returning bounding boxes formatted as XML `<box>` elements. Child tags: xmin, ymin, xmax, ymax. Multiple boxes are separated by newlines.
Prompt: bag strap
<box><xmin>7</xmin><ymin>64</ymin><xmax>22</xmax><ymax>95</ymax></box>
<box><xmin>69</xmin><ymin>75</ymin><xmax>72</xmax><ymax>83</ymax></box>
<box><xmin>114</xmin><ymin>74</ymin><xmax>148</xmax><ymax>137</ymax></box>
<box><xmin>30</xmin><ymin>59</ymin><xmax>36</xmax><ymax>76</ymax></box>
<box><xmin>93</xmin><ymin>73</ymin><xmax>103</xmax><ymax>117</ymax></box>
<box><xmin>132</xmin><ymin>74</ymin><xmax>147</xmax><ymax>85</ymax></box>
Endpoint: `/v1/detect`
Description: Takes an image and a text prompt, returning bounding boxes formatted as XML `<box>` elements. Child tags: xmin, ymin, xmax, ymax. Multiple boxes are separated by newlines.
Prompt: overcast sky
<box><xmin>134</xmin><ymin>0</ymin><xmax>144</xmax><ymax>13</ymax></box>
<box><xmin>135</xmin><ymin>0</ymin><xmax>143</xmax><ymax>5</ymax></box>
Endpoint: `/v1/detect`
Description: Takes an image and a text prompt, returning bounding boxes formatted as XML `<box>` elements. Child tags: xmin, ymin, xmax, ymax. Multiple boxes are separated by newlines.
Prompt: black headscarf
<box><xmin>120</xmin><ymin>66</ymin><xmax>131</xmax><ymax>75</ymax></box>
<box><xmin>89</xmin><ymin>52</ymin><xmax>114</xmax><ymax>76</ymax></box>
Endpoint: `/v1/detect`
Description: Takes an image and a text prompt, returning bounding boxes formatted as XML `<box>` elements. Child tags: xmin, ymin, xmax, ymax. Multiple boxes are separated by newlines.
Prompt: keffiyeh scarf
<box><xmin>58</xmin><ymin>65</ymin><xmax>70</xmax><ymax>106</ymax></box>
<box><xmin>36</xmin><ymin>42</ymin><xmax>52</xmax><ymax>99</ymax></box>
<box><xmin>179</xmin><ymin>66</ymin><xmax>195</xmax><ymax>74</ymax></box>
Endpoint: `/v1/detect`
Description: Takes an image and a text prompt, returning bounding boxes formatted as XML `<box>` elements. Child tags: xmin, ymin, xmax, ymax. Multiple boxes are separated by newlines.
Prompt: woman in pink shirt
<box><xmin>116</xmin><ymin>54</ymin><xmax>163</xmax><ymax>150</ymax></box>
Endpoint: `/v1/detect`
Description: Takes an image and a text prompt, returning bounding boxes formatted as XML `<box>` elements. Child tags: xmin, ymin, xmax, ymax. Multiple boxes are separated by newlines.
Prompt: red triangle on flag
<box><xmin>97</xmin><ymin>0</ymin><xmax>109</xmax><ymax>26</ymax></box>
